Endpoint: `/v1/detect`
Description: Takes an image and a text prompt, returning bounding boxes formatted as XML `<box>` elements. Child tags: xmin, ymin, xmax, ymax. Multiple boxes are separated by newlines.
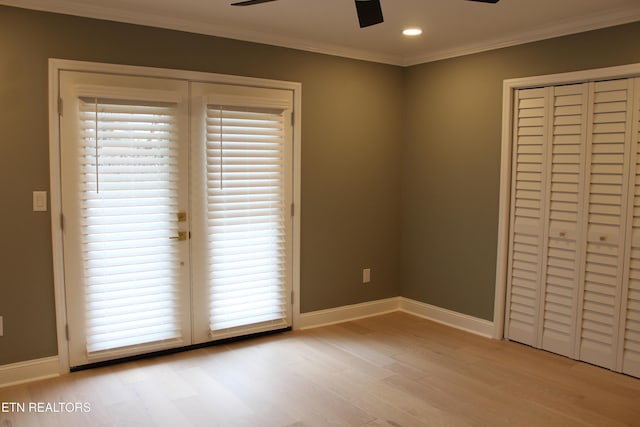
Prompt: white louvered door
<box><xmin>505</xmin><ymin>87</ymin><xmax>550</xmax><ymax>347</ymax></box>
<box><xmin>506</xmin><ymin>84</ymin><xmax>588</xmax><ymax>358</ymax></box>
<box><xmin>506</xmin><ymin>77</ymin><xmax>640</xmax><ymax>377</ymax></box>
<box><xmin>540</xmin><ymin>84</ymin><xmax>588</xmax><ymax>358</ymax></box>
<box><xmin>620</xmin><ymin>77</ymin><xmax>640</xmax><ymax>377</ymax></box>
<box><xmin>577</xmin><ymin>79</ymin><xmax>634</xmax><ymax>369</ymax></box>
<box><xmin>60</xmin><ymin>72</ymin><xmax>192</xmax><ymax>366</ymax></box>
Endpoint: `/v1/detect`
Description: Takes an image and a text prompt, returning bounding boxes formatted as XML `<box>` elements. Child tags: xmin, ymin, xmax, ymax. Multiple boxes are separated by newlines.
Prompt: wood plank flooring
<box><xmin>1</xmin><ymin>312</ymin><xmax>639</xmax><ymax>427</ymax></box>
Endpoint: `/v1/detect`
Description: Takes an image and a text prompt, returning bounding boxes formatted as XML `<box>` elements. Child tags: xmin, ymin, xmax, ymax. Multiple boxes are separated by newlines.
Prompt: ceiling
<box><xmin>3</xmin><ymin>0</ymin><xmax>640</xmax><ymax>66</ymax></box>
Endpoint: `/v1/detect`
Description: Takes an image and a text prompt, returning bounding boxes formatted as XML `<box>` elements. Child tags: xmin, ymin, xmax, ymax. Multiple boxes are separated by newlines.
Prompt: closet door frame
<box><xmin>495</xmin><ymin>62</ymin><xmax>640</xmax><ymax>341</ymax></box>
<box><xmin>48</xmin><ymin>59</ymin><xmax>302</xmax><ymax>374</ymax></box>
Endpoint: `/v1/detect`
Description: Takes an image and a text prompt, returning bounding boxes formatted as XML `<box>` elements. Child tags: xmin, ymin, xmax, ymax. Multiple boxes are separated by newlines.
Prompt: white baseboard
<box><xmin>296</xmin><ymin>296</ymin><xmax>495</xmax><ymax>339</ymax></box>
<box><xmin>296</xmin><ymin>297</ymin><xmax>401</xmax><ymax>330</ymax></box>
<box><xmin>0</xmin><ymin>356</ymin><xmax>60</xmax><ymax>389</ymax></box>
<box><xmin>0</xmin><ymin>299</ymin><xmax>493</xmax><ymax>388</ymax></box>
<box><xmin>399</xmin><ymin>297</ymin><xmax>495</xmax><ymax>338</ymax></box>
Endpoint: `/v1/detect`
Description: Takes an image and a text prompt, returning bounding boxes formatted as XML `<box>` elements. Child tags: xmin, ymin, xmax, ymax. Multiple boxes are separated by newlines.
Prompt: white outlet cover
<box><xmin>33</xmin><ymin>191</ymin><xmax>48</xmax><ymax>212</ymax></box>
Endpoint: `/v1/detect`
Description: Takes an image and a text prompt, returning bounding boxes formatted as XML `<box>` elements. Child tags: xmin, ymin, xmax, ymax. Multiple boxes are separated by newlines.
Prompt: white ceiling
<box><xmin>3</xmin><ymin>0</ymin><xmax>640</xmax><ymax>65</ymax></box>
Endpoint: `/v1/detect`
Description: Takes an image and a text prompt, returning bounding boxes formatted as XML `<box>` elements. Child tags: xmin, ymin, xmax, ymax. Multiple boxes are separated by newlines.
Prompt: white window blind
<box><xmin>206</xmin><ymin>106</ymin><xmax>288</xmax><ymax>333</ymax></box>
<box><xmin>78</xmin><ymin>97</ymin><xmax>182</xmax><ymax>353</ymax></box>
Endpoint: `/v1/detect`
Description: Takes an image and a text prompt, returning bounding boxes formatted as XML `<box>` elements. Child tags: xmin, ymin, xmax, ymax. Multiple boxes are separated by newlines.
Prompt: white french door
<box><xmin>190</xmin><ymin>83</ymin><xmax>293</xmax><ymax>343</ymax></box>
<box><xmin>60</xmin><ymin>72</ymin><xmax>192</xmax><ymax>366</ymax></box>
<box><xmin>58</xmin><ymin>70</ymin><xmax>293</xmax><ymax>367</ymax></box>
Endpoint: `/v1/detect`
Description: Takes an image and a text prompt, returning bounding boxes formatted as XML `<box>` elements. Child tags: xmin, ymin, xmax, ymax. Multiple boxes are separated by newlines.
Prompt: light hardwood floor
<box><xmin>1</xmin><ymin>312</ymin><xmax>639</xmax><ymax>427</ymax></box>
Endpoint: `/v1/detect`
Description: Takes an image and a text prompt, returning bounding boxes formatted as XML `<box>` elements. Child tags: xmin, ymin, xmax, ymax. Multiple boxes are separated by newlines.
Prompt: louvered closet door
<box><xmin>620</xmin><ymin>77</ymin><xmax>640</xmax><ymax>377</ymax></box>
<box><xmin>190</xmin><ymin>82</ymin><xmax>293</xmax><ymax>343</ymax></box>
<box><xmin>507</xmin><ymin>84</ymin><xmax>589</xmax><ymax>356</ymax></box>
<box><xmin>505</xmin><ymin>87</ymin><xmax>550</xmax><ymax>346</ymax></box>
<box><xmin>577</xmin><ymin>79</ymin><xmax>634</xmax><ymax>370</ymax></box>
<box><xmin>60</xmin><ymin>72</ymin><xmax>191</xmax><ymax>366</ymax></box>
<box><xmin>540</xmin><ymin>84</ymin><xmax>588</xmax><ymax>357</ymax></box>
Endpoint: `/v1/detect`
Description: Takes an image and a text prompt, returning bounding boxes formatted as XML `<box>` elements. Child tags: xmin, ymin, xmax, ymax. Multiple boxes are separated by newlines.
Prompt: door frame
<box><xmin>48</xmin><ymin>58</ymin><xmax>302</xmax><ymax>374</ymax></box>
<box><xmin>493</xmin><ymin>62</ymin><xmax>640</xmax><ymax>341</ymax></box>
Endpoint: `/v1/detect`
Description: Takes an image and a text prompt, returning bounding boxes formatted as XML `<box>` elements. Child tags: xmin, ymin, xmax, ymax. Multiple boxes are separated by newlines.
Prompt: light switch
<box><xmin>363</xmin><ymin>268</ymin><xmax>371</xmax><ymax>284</ymax></box>
<box><xmin>33</xmin><ymin>191</ymin><xmax>48</xmax><ymax>212</ymax></box>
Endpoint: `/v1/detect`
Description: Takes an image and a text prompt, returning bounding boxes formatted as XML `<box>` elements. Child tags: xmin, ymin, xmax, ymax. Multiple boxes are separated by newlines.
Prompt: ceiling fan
<box><xmin>231</xmin><ymin>0</ymin><xmax>500</xmax><ymax>28</ymax></box>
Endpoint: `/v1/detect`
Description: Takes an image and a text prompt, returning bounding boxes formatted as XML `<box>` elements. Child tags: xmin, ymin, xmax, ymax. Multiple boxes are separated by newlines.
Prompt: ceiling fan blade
<box><xmin>466</xmin><ymin>0</ymin><xmax>500</xmax><ymax>3</ymax></box>
<box><xmin>354</xmin><ymin>0</ymin><xmax>384</xmax><ymax>28</ymax></box>
<box><xmin>231</xmin><ymin>0</ymin><xmax>279</xmax><ymax>6</ymax></box>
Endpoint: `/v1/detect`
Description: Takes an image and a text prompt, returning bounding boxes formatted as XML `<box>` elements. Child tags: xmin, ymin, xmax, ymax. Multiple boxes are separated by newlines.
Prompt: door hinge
<box><xmin>290</xmin><ymin>203</ymin><xmax>295</xmax><ymax>217</ymax></box>
<box><xmin>65</xmin><ymin>324</ymin><xmax>69</xmax><ymax>341</ymax></box>
<box><xmin>60</xmin><ymin>213</ymin><xmax>64</xmax><ymax>231</ymax></box>
<box><xmin>291</xmin><ymin>111</ymin><xmax>295</xmax><ymax>126</ymax></box>
<box><xmin>58</xmin><ymin>97</ymin><xmax>63</xmax><ymax>116</ymax></box>
<box><xmin>291</xmin><ymin>290</ymin><xmax>294</xmax><ymax>302</ymax></box>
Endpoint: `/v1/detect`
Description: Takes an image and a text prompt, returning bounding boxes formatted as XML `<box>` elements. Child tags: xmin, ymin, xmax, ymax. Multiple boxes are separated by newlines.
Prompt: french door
<box><xmin>59</xmin><ymin>70</ymin><xmax>293</xmax><ymax>367</ymax></box>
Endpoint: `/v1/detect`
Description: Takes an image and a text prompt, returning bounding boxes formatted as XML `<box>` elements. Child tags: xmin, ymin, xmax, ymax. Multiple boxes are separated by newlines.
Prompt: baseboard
<box><xmin>0</xmin><ymin>300</ymin><xmax>492</xmax><ymax>387</ymax></box>
<box><xmin>0</xmin><ymin>356</ymin><xmax>60</xmax><ymax>388</ymax></box>
<box><xmin>296</xmin><ymin>296</ymin><xmax>495</xmax><ymax>338</ymax></box>
<box><xmin>296</xmin><ymin>297</ymin><xmax>401</xmax><ymax>329</ymax></box>
<box><xmin>399</xmin><ymin>297</ymin><xmax>495</xmax><ymax>338</ymax></box>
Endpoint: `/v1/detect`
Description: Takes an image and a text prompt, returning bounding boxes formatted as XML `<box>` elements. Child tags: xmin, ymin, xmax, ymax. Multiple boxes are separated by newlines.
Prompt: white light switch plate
<box><xmin>33</xmin><ymin>191</ymin><xmax>48</xmax><ymax>212</ymax></box>
<box><xmin>363</xmin><ymin>268</ymin><xmax>371</xmax><ymax>284</ymax></box>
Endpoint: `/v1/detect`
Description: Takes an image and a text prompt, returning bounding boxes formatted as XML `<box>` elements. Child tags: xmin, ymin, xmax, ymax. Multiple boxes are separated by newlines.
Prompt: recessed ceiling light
<box><xmin>403</xmin><ymin>28</ymin><xmax>423</xmax><ymax>36</ymax></box>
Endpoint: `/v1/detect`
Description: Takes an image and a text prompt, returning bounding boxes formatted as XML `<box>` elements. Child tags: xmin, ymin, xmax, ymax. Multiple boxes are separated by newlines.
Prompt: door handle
<box><xmin>170</xmin><ymin>231</ymin><xmax>188</xmax><ymax>241</ymax></box>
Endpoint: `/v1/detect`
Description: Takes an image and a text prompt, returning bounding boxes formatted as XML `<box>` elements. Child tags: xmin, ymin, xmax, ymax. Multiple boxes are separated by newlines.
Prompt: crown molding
<box><xmin>1</xmin><ymin>0</ymin><xmax>639</xmax><ymax>67</ymax></box>
<box><xmin>401</xmin><ymin>5</ymin><xmax>640</xmax><ymax>66</ymax></box>
<box><xmin>0</xmin><ymin>0</ymin><xmax>402</xmax><ymax>65</ymax></box>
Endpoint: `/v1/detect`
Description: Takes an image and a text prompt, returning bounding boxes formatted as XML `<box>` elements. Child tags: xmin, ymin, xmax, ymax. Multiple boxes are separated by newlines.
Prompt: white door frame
<box><xmin>48</xmin><ymin>58</ymin><xmax>302</xmax><ymax>373</ymax></box>
<box><xmin>493</xmin><ymin>62</ymin><xmax>640</xmax><ymax>340</ymax></box>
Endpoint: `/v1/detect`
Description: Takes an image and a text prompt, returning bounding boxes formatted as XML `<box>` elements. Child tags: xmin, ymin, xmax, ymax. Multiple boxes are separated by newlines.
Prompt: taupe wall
<box><xmin>402</xmin><ymin>22</ymin><xmax>640</xmax><ymax>320</ymax></box>
<box><xmin>1</xmin><ymin>3</ymin><xmax>639</xmax><ymax>367</ymax></box>
<box><xmin>0</xmin><ymin>5</ymin><xmax>403</xmax><ymax>365</ymax></box>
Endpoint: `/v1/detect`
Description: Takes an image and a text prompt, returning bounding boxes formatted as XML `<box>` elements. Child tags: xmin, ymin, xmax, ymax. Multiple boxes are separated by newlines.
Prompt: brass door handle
<box><xmin>170</xmin><ymin>231</ymin><xmax>188</xmax><ymax>241</ymax></box>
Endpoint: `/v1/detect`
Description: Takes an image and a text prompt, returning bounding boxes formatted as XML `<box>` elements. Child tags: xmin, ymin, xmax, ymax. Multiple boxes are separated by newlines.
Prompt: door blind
<box><xmin>205</xmin><ymin>106</ymin><xmax>288</xmax><ymax>333</ymax></box>
<box><xmin>78</xmin><ymin>97</ymin><xmax>182</xmax><ymax>353</ymax></box>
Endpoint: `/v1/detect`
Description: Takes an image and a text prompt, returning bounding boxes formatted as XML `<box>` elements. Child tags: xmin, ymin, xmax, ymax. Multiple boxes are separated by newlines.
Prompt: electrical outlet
<box><xmin>33</xmin><ymin>191</ymin><xmax>48</xmax><ymax>212</ymax></box>
<box><xmin>363</xmin><ymin>268</ymin><xmax>371</xmax><ymax>284</ymax></box>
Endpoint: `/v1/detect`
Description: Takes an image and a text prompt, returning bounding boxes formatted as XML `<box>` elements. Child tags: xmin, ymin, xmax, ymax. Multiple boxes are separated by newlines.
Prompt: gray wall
<box><xmin>0</xmin><ymin>3</ymin><xmax>639</xmax><ymax>367</ymax></box>
<box><xmin>0</xmin><ymin>5</ymin><xmax>403</xmax><ymax>365</ymax></box>
<box><xmin>401</xmin><ymin>23</ymin><xmax>640</xmax><ymax>320</ymax></box>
